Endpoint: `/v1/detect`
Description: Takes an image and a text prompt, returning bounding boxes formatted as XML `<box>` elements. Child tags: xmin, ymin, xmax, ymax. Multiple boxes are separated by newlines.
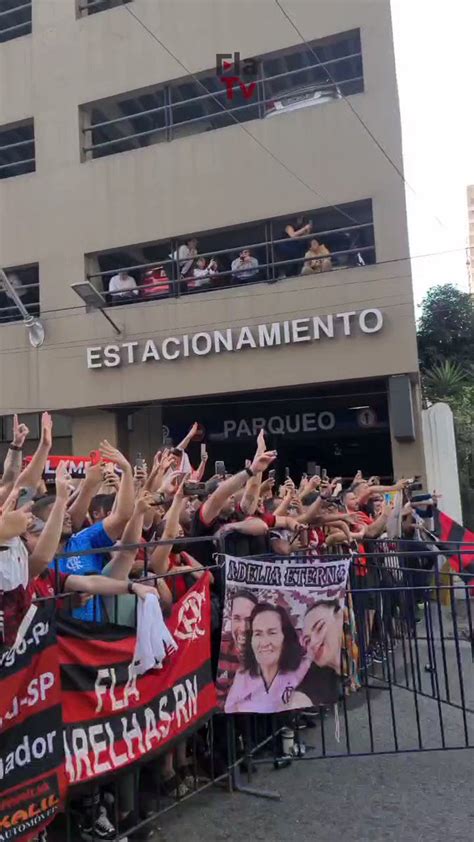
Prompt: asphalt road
<box><xmin>157</xmin><ymin>611</ymin><xmax>473</xmax><ymax>842</ymax></box>
<box><xmin>158</xmin><ymin>749</ymin><xmax>474</xmax><ymax>842</ymax></box>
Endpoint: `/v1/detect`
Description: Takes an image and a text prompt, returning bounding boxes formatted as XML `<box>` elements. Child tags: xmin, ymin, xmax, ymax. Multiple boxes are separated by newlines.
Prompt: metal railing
<box><xmin>0</xmin><ymin>279</ymin><xmax>40</xmax><ymax>323</ymax></box>
<box><xmin>0</xmin><ymin>0</ymin><xmax>32</xmax><ymax>42</ymax></box>
<box><xmin>88</xmin><ymin>216</ymin><xmax>375</xmax><ymax>305</ymax></box>
<box><xmin>78</xmin><ymin>0</ymin><xmax>132</xmax><ymax>16</ymax></box>
<box><xmin>0</xmin><ymin>127</ymin><xmax>35</xmax><ymax>178</ymax></box>
<box><xmin>10</xmin><ymin>537</ymin><xmax>472</xmax><ymax>839</ymax></box>
<box><xmin>81</xmin><ymin>45</ymin><xmax>363</xmax><ymax>157</ymax></box>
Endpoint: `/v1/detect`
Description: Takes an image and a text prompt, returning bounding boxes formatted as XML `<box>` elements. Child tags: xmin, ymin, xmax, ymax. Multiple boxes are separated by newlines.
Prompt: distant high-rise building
<box><xmin>467</xmin><ymin>186</ymin><xmax>474</xmax><ymax>294</ymax></box>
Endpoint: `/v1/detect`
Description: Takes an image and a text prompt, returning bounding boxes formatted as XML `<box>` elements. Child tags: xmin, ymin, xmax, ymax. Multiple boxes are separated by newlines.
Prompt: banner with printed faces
<box><xmin>216</xmin><ymin>556</ymin><xmax>350</xmax><ymax>714</ymax></box>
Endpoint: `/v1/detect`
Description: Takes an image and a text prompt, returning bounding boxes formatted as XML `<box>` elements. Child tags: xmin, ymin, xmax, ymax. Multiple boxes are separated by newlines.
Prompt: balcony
<box><xmin>79</xmin><ymin>29</ymin><xmax>364</xmax><ymax>159</ymax></box>
<box><xmin>0</xmin><ymin>0</ymin><xmax>31</xmax><ymax>44</ymax></box>
<box><xmin>0</xmin><ymin>264</ymin><xmax>39</xmax><ymax>324</ymax></box>
<box><xmin>77</xmin><ymin>0</ymin><xmax>132</xmax><ymax>17</ymax></box>
<box><xmin>85</xmin><ymin>199</ymin><xmax>375</xmax><ymax>307</ymax></box>
<box><xmin>0</xmin><ymin>118</ymin><xmax>35</xmax><ymax>179</ymax></box>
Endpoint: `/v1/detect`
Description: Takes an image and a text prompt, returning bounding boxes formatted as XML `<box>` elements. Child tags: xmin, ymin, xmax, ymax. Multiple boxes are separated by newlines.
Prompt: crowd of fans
<box><xmin>105</xmin><ymin>217</ymin><xmax>335</xmax><ymax>304</ymax></box>
<box><xmin>0</xmin><ymin>415</ymin><xmax>439</xmax><ymax>840</ymax></box>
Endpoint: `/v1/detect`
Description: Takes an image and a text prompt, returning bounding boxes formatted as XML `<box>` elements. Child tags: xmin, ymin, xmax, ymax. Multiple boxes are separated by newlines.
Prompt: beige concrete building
<box><xmin>468</xmin><ymin>185</ymin><xmax>474</xmax><ymax>294</ymax></box>
<box><xmin>0</xmin><ymin>0</ymin><xmax>424</xmax><ymax>480</ymax></box>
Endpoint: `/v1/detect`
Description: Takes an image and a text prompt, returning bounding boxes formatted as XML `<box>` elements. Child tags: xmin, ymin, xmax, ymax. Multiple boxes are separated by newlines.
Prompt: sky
<box><xmin>391</xmin><ymin>0</ymin><xmax>474</xmax><ymax>310</ymax></box>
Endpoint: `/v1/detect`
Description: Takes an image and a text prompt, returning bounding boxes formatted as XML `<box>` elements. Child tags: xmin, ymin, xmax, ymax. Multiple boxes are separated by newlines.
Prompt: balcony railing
<box><xmin>0</xmin><ymin>0</ymin><xmax>32</xmax><ymax>43</ymax></box>
<box><xmin>87</xmin><ymin>217</ymin><xmax>376</xmax><ymax>307</ymax></box>
<box><xmin>77</xmin><ymin>0</ymin><xmax>132</xmax><ymax>17</ymax></box>
<box><xmin>0</xmin><ymin>271</ymin><xmax>39</xmax><ymax>324</ymax></box>
<box><xmin>80</xmin><ymin>30</ymin><xmax>364</xmax><ymax>158</ymax></box>
<box><xmin>0</xmin><ymin>119</ymin><xmax>35</xmax><ymax>179</ymax></box>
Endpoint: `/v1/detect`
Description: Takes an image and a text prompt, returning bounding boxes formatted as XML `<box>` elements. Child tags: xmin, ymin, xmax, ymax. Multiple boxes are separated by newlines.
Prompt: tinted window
<box><xmin>0</xmin><ymin>120</ymin><xmax>35</xmax><ymax>180</ymax></box>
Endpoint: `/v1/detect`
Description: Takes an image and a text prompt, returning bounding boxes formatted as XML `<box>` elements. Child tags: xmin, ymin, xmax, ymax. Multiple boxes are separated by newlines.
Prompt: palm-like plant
<box><xmin>423</xmin><ymin>359</ymin><xmax>468</xmax><ymax>403</ymax></box>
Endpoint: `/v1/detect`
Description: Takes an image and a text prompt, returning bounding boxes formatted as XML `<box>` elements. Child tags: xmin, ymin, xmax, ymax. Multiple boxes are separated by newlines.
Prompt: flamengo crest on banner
<box><xmin>59</xmin><ymin>574</ymin><xmax>216</xmax><ymax>785</ymax></box>
<box><xmin>0</xmin><ymin>576</ymin><xmax>215</xmax><ymax>840</ymax></box>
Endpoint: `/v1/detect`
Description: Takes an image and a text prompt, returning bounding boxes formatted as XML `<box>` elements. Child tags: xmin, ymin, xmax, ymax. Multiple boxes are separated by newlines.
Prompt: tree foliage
<box><xmin>423</xmin><ymin>360</ymin><xmax>467</xmax><ymax>404</ymax></box>
<box><xmin>417</xmin><ymin>283</ymin><xmax>474</xmax><ymax>370</ymax></box>
<box><xmin>417</xmin><ymin>284</ymin><xmax>474</xmax><ymax>524</ymax></box>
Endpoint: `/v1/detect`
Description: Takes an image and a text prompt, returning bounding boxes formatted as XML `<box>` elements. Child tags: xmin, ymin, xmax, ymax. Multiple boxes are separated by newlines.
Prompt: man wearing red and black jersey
<box><xmin>190</xmin><ymin>442</ymin><xmax>278</xmax><ymax>577</ymax></box>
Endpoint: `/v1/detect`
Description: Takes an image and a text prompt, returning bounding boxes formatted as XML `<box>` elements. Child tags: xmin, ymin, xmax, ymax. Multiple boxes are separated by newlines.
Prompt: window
<box><xmin>0</xmin><ymin>263</ymin><xmax>39</xmax><ymax>324</ymax></box>
<box><xmin>0</xmin><ymin>0</ymin><xmax>32</xmax><ymax>44</ymax></box>
<box><xmin>77</xmin><ymin>0</ymin><xmax>132</xmax><ymax>17</ymax></box>
<box><xmin>86</xmin><ymin>199</ymin><xmax>375</xmax><ymax>305</ymax></box>
<box><xmin>0</xmin><ymin>119</ymin><xmax>35</xmax><ymax>179</ymax></box>
<box><xmin>80</xmin><ymin>29</ymin><xmax>363</xmax><ymax>159</ymax></box>
<box><xmin>86</xmin><ymin>87</ymin><xmax>168</xmax><ymax>159</ymax></box>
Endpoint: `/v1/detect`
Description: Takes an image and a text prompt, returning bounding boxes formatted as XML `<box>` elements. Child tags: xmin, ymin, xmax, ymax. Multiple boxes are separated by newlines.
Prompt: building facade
<box><xmin>0</xmin><ymin>0</ymin><xmax>424</xmax><ymax>480</ymax></box>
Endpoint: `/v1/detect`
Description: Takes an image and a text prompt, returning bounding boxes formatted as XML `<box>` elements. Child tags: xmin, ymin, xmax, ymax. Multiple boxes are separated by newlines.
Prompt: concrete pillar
<box><xmin>389</xmin><ymin>379</ymin><xmax>426</xmax><ymax>482</ymax></box>
<box><xmin>128</xmin><ymin>405</ymin><xmax>163</xmax><ymax>466</ymax></box>
<box><xmin>71</xmin><ymin>411</ymin><xmax>118</xmax><ymax>455</ymax></box>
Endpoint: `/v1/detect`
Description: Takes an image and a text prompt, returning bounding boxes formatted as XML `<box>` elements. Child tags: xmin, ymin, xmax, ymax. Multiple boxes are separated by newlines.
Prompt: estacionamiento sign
<box><xmin>86</xmin><ymin>308</ymin><xmax>383</xmax><ymax>369</ymax></box>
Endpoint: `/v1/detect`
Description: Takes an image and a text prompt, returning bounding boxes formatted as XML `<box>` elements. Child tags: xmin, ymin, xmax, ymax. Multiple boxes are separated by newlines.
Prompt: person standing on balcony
<box><xmin>231</xmin><ymin>249</ymin><xmax>259</xmax><ymax>283</ymax></box>
<box><xmin>176</xmin><ymin>237</ymin><xmax>198</xmax><ymax>277</ymax></box>
<box><xmin>276</xmin><ymin>216</ymin><xmax>312</xmax><ymax>278</ymax></box>
<box><xmin>108</xmin><ymin>269</ymin><xmax>139</xmax><ymax>302</ymax></box>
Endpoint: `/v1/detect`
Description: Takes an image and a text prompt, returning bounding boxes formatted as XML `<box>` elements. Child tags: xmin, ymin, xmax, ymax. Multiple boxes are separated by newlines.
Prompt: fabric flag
<box><xmin>0</xmin><ymin>603</ymin><xmax>66</xmax><ymax>842</ymax></box>
<box><xmin>58</xmin><ymin>574</ymin><xmax>216</xmax><ymax>786</ymax></box>
<box><xmin>216</xmin><ymin>556</ymin><xmax>351</xmax><ymax>714</ymax></box>
<box><xmin>434</xmin><ymin>510</ymin><xmax>474</xmax><ymax>579</ymax></box>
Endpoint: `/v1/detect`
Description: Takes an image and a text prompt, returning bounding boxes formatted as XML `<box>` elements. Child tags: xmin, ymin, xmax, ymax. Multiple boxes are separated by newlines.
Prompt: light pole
<box><xmin>0</xmin><ymin>268</ymin><xmax>45</xmax><ymax>348</ymax></box>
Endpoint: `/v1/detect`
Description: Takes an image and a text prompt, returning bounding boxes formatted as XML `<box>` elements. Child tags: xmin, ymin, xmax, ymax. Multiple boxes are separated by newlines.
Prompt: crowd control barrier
<box><xmin>1</xmin><ymin>536</ymin><xmax>472</xmax><ymax>841</ymax></box>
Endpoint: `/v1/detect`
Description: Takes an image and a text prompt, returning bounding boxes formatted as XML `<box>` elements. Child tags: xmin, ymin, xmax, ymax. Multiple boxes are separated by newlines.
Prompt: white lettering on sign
<box><xmin>162</xmin><ymin>337</ymin><xmax>180</xmax><ymax>360</ymax></box>
<box><xmin>221</xmin><ymin>412</ymin><xmax>336</xmax><ymax>438</ymax></box>
<box><xmin>86</xmin><ymin>309</ymin><xmax>384</xmax><ymax>369</ymax></box>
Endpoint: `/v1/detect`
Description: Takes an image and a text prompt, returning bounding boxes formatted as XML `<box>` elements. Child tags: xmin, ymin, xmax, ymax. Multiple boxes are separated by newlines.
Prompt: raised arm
<box><xmin>216</xmin><ymin>517</ymin><xmax>269</xmax><ymax>540</ymax></box>
<box><xmin>100</xmin><ymin>441</ymin><xmax>135</xmax><ymax>541</ymax></box>
<box><xmin>240</xmin><ymin>431</ymin><xmax>266</xmax><ymax>515</ymax></box>
<box><xmin>240</xmin><ymin>472</ymin><xmax>262</xmax><ymax>515</ymax></box>
<box><xmin>105</xmin><ymin>490</ymin><xmax>154</xmax><ymax>581</ymax></box>
<box><xmin>12</xmin><ymin>412</ymin><xmax>52</xmax><ymax>495</ymax></box>
<box><xmin>28</xmin><ymin>462</ymin><xmax>70</xmax><ymax>577</ymax></box>
<box><xmin>0</xmin><ymin>415</ymin><xmax>29</xmax><ymax>492</ymax></box>
<box><xmin>144</xmin><ymin>449</ymin><xmax>174</xmax><ymax>493</ymax></box>
<box><xmin>298</xmin><ymin>493</ymin><xmax>324</xmax><ymax>525</ymax></box>
<box><xmin>201</xmin><ymin>450</ymin><xmax>276</xmax><ymax>525</ymax></box>
<box><xmin>68</xmin><ymin>462</ymin><xmax>103</xmax><ymax>532</ymax></box>
<box><xmin>177</xmin><ymin>421</ymin><xmax>198</xmax><ymax>452</ymax></box>
<box><xmin>356</xmin><ymin>479</ymin><xmax>409</xmax><ymax>506</ymax></box>
<box><xmin>192</xmin><ymin>451</ymin><xmax>208</xmax><ymax>482</ymax></box>
<box><xmin>64</xmin><ymin>575</ymin><xmax>158</xmax><ymax>601</ymax></box>
<box><xmin>286</xmin><ymin>222</ymin><xmax>311</xmax><ymax>238</ymax></box>
<box><xmin>364</xmin><ymin>509</ymin><xmax>389</xmax><ymax>538</ymax></box>
<box><xmin>148</xmin><ymin>481</ymin><xmax>186</xmax><ymax>576</ymax></box>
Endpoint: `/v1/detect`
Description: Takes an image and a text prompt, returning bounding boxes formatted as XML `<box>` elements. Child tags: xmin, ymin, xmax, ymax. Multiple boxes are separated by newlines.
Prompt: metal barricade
<box><xmin>5</xmin><ymin>538</ymin><xmax>473</xmax><ymax>839</ymax></box>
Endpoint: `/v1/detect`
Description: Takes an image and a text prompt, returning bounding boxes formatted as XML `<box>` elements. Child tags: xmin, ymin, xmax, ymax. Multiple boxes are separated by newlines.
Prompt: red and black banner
<box><xmin>58</xmin><ymin>574</ymin><xmax>217</xmax><ymax>786</ymax></box>
<box><xmin>0</xmin><ymin>604</ymin><xmax>66</xmax><ymax>842</ymax></box>
<box><xmin>434</xmin><ymin>510</ymin><xmax>474</xmax><ymax>579</ymax></box>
